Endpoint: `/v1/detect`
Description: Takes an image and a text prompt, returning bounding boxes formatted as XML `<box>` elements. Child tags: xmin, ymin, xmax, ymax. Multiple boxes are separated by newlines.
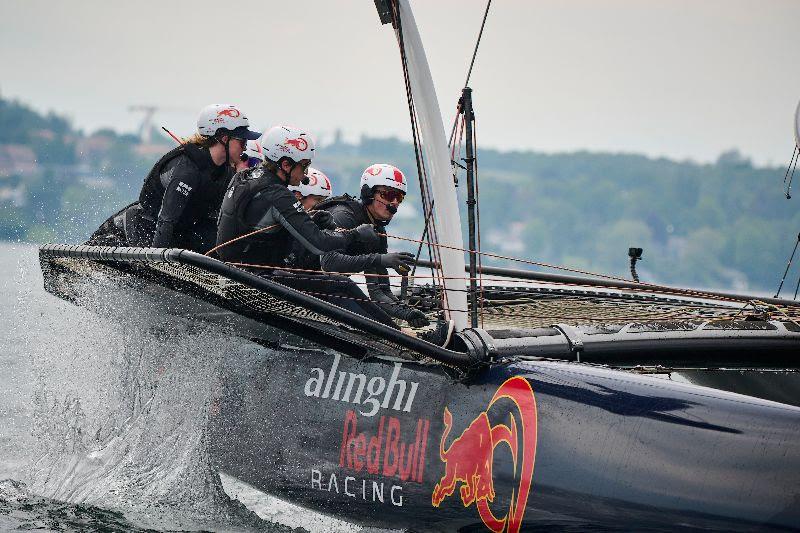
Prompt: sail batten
<box><xmin>396</xmin><ymin>0</ymin><xmax>468</xmax><ymax>330</ymax></box>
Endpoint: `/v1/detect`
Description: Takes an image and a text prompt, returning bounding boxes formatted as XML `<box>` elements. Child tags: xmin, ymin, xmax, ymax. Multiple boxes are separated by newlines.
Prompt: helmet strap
<box><xmin>284</xmin><ymin>158</ymin><xmax>310</xmax><ymax>185</ymax></box>
<box><xmin>360</xmin><ymin>184</ymin><xmax>374</xmax><ymax>205</ymax></box>
<box><xmin>216</xmin><ymin>133</ymin><xmax>231</xmax><ymax>168</ymax></box>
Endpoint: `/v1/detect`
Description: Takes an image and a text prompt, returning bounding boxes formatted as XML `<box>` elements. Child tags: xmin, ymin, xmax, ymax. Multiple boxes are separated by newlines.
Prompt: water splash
<box><xmin>23</xmin><ymin>274</ymin><xmax>289</xmax><ymax>531</ymax></box>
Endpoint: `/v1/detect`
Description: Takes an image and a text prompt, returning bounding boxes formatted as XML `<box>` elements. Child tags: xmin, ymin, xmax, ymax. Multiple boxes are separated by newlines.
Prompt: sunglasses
<box><xmin>376</xmin><ymin>188</ymin><xmax>405</xmax><ymax>204</ymax></box>
<box><xmin>239</xmin><ymin>151</ymin><xmax>262</xmax><ymax>168</ymax></box>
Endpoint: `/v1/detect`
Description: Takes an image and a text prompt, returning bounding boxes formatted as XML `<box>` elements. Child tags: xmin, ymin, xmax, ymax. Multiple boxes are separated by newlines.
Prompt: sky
<box><xmin>1</xmin><ymin>0</ymin><xmax>798</xmax><ymax>165</ymax></box>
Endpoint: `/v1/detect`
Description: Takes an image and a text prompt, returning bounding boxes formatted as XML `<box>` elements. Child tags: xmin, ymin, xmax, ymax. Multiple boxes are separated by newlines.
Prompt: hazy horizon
<box><xmin>2</xmin><ymin>0</ymin><xmax>798</xmax><ymax>166</ymax></box>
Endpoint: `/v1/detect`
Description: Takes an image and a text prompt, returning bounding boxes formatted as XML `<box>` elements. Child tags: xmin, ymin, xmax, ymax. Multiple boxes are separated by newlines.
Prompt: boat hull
<box><xmin>209</xmin><ymin>344</ymin><xmax>800</xmax><ymax>531</ymax></box>
<box><xmin>37</xmin><ymin>247</ymin><xmax>800</xmax><ymax>530</ymax></box>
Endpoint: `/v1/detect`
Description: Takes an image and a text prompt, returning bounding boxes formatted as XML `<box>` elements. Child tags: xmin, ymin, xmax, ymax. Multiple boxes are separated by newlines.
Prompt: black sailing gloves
<box><xmin>377</xmin><ymin>251</ymin><xmax>428</xmax><ymax>326</ymax></box>
<box><xmin>401</xmin><ymin>308</ymin><xmax>430</xmax><ymax>328</ymax></box>
<box><xmin>351</xmin><ymin>223</ymin><xmax>381</xmax><ymax>249</ymax></box>
<box><xmin>379</xmin><ymin>251</ymin><xmax>416</xmax><ymax>275</ymax></box>
<box><xmin>309</xmin><ymin>210</ymin><xmax>336</xmax><ymax>230</ymax></box>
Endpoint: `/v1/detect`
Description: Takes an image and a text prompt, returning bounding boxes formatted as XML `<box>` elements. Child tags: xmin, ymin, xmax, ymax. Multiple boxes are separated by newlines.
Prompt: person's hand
<box><xmin>309</xmin><ymin>210</ymin><xmax>335</xmax><ymax>230</ymax></box>
<box><xmin>404</xmin><ymin>308</ymin><xmax>429</xmax><ymax>328</ymax></box>
<box><xmin>352</xmin><ymin>223</ymin><xmax>379</xmax><ymax>249</ymax></box>
<box><xmin>379</xmin><ymin>252</ymin><xmax>416</xmax><ymax>274</ymax></box>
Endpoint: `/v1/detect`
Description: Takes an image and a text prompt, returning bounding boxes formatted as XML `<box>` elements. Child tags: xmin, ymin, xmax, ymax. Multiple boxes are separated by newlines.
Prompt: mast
<box><xmin>384</xmin><ymin>0</ymin><xmax>469</xmax><ymax>330</ymax></box>
<box><xmin>461</xmin><ymin>87</ymin><xmax>479</xmax><ymax>328</ymax></box>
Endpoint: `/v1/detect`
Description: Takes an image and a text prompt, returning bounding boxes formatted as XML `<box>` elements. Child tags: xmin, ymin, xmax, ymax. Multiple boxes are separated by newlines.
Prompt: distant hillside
<box><xmin>1</xmin><ymin>95</ymin><xmax>797</xmax><ymax>295</ymax></box>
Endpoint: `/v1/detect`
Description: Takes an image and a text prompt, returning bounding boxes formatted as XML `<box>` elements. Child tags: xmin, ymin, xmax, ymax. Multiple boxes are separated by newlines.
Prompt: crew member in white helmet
<box><xmin>88</xmin><ymin>104</ymin><xmax>261</xmax><ymax>252</ymax></box>
<box><xmin>236</xmin><ymin>139</ymin><xmax>266</xmax><ymax>172</ymax></box>
<box><xmin>215</xmin><ymin>126</ymin><xmax>397</xmax><ymax>328</ymax></box>
<box><xmin>300</xmin><ymin>164</ymin><xmax>453</xmax><ymax>345</ymax></box>
<box><xmin>288</xmin><ymin>167</ymin><xmax>333</xmax><ymax>211</ymax></box>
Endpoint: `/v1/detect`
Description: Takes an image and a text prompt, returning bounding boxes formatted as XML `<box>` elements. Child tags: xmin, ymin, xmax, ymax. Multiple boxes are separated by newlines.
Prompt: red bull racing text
<box><xmin>340</xmin><ymin>410</ymin><xmax>430</xmax><ymax>483</ymax></box>
<box><xmin>432</xmin><ymin>377</ymin><xmax>538</xmax><ymax>533</ymax></box>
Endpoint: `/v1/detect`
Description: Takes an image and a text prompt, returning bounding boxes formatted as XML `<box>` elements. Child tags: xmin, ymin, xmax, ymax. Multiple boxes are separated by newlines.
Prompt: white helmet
<box><xmin>288</xmin><ymin>167</ymin><xmax>333</xmax><ymax>198</ymax></box>
<box><xmin>243</xmin><ymin>140</ymin><xmax>265</xmax><ymax>164</ymax></box>
<box><xmin>261</xmin><ymin>125</ymin><xmax>315</xmax><ymax>163</ymax></box>
<box><xmin>360</xmin><ymin>163</ymin><xmax>407</xmax><ymax>194</ymax></box>
<box><xmin>196</xmin><ymin>104</ymin><xmax>261</xmax><ymax>139</ymax></box>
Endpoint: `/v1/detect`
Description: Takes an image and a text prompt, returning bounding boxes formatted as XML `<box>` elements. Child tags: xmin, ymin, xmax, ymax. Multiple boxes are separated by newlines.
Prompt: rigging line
<box><xmin>220</xmin><ymin>263</ymin><xmax>790</xmax><ymax>321</ymax></box>
<box><xmin>785</xmin><ymin>145</ymin><xmax>799</xmax><ymax>199</ymax></box>
<box><xmin>775</xmin><ymin>232</ymin><xmax>800</xmax><ymax>297</ymax></box>
<box><xmin>221</xmin><ymin>260</ymin><xmax>783</xmax><ymax>309</ymax></box>
<box><xmin>222</xmin><ymin>261</ymin><xmax>753</xmax><ymax>312</ymax></box>
<box><xmin>472</xmin><ymin>115</ymin><xmax>485</xmax><ymax>328</ymax></box>
<box><xmin>393</xmin><ymin>0</ymin><xmax>443</xmax><ymax>299</ymax></box>
<box><xmin>410</xmin><ymin>207</ymin><xmax>434</xmax><ymax>278</ymax></box>
<box><xmin>755</xmin><ymin>299</ymin><xmax>800</xmax><ymax>328</ymax></box>
<box><xmin>783</xmin><ymin>144</ymin><xmax>798</xmax><ymax>183</ymax></box>
<box><xmin>794</xmin><ymin>272</ymin><xmax>800</xmax><ymax>301</ymax></box>
<box><xmin>464</xmin><ymin>0</ymin><xmax>493</xmax><ymax>88</ymax></box>
<box><xmin>382</xmin><ymin>231</ymin><xmax>638</xmax><ymax>283</ymax></box>
<box><xmin>392</xmin><ymin>0</ymin><xmax>451</xmax><ymax>313</ymax></box>
<box><xmin>231</xmin><ymin>275</ymin><xmax>748</xmax><ymax>323</ymax></box>
<box><xmin>204</xmin><ymin>223</ymin><xmax>280</xmax><ymax>257</ymax></box>
<box><xmin>448</xmin><ymin>101</ymin><xmax>462</xmax><ymax>149</ymax></box>
<box><xmin>380</xmin><ymin>232</ymin><xmax>765</xmax><ymax>305</ymax></box>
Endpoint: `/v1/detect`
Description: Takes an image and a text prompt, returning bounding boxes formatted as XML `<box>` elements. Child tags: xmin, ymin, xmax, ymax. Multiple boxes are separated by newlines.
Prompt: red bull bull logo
<box><xmin>285</xmin><ymin>137</ymin><xmax>309</xmax><ymax>151</ymax></box>
<box><xmin>216</xmin><ymin>107</ymin><xmax>241</xmax><ymax>118</ymax></box>
<box><xmin>431</xmin><ymin>377</ymin><xmax>537</xmax><ymax>533</ymax></box>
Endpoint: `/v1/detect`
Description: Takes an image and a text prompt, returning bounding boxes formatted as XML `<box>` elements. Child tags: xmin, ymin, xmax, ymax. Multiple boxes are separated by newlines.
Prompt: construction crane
<box><xmin>129</xmin><ymin>105</ymin><xmax>193</xmax><ymax>143</ymax></box>
<box><xmin>128</xmin><ymin>105</ymin><xmax>158</xmax><ymax>143</ymax></box>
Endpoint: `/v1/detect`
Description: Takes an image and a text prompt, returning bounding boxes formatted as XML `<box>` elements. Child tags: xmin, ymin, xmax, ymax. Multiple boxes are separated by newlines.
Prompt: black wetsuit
<box><xmin>87</xmin><ymin>144</ymin><xmax>231</xmax><ymax>252</ymax></box>
<box><xmin>292</xmin><ymin>195</ymin><xmax>425</xmax><ymax>326</ymax></box>
<box><xmin>216</xmin><ymin>166</ymin><xmax>398</xmax><ymax>328</ymax></box>
<box><xmin>139</xmin><ymin>144</ymin><xmax>231</xmax><ymax>250</ymax></box>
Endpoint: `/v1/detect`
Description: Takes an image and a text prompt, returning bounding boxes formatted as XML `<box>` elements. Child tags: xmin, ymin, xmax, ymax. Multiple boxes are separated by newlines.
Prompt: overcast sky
<box><xmin>1</xmin><ymin>0</ymin><xmax>798</xmax><ymax>165</ymax></box>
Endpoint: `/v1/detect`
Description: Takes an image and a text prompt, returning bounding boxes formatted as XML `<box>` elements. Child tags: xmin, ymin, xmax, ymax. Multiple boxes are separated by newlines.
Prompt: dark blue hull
<box><xmin>210</xmin><ymin>345</ymin><xmax>800</xmax><ymax>531</ymax></box>
<box><xmin>38</xmin><ymin>245</ymin><xmax>800</xmax><ymax>531</ymax></box>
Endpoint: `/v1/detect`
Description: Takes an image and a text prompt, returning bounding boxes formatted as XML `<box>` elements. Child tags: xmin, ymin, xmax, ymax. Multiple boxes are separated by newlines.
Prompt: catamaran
<box><xmin>38</xmin><ymin>1</ymin><xmax>800</xmax><ymax>530</ymax></box>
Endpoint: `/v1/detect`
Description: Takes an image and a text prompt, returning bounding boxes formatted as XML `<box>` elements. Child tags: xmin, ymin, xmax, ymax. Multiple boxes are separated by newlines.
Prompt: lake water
<box><xmin>0</xmin><ymin>241</ymin><xmax>373</xmax><ymax>532</ymax></box>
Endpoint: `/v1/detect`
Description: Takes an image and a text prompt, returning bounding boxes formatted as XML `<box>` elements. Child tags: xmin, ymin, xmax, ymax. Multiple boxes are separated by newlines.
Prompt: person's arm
<box><xmin>263</xmin><ymin>185</ymin><xmax>362</xmax><ymax>254</ymax></box>
<box><xmin>366</xmin><ymin>266</ymin><xmax>429</xmax><ymax>327</ymax></box>
<box><xmin>151</xmin><ymin>157</ymin><xmax>199</xmax><ymax>247</ymax></box>
<box><xmin>320</xmin><ymin>249</ymin><xmax>381</xmax><ymax>273</ymax></box>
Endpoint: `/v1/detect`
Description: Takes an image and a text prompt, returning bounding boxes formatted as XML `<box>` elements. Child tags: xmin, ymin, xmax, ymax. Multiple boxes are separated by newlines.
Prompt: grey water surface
<box><xmin>0</xmin><ymin>242</ymin><xmax>365</xmax><ymax>532</ymax></box>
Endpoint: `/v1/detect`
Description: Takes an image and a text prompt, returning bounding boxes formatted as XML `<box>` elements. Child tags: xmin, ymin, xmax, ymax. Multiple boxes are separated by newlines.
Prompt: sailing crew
<box><xmin>237</xmin><ymin>139</ymin><xmax>266</xmax><ymax>172</ymax></box>
<box><xmin>306</xmin><ymin>164</ymin><xmax>454</xmax><ymax>344</ymax></box>
<box><xmin>215</xmin><ymin>125</ymin><xmax>397</xmax><ymax>327</ymax></box>
<box><xmin>288</xmin><ymin>167</ymin><xmax>334</xmax><ymax>211</ymax></box>
<box><xmin>88</xmin><ymin>104</ymin><xmax>261</xmax><ymax>251</ymax></box>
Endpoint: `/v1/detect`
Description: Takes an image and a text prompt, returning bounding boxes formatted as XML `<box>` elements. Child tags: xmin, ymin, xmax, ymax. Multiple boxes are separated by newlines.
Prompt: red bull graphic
<box><xmin>367</xmin><ymin>164</ymin><xmax>383</xmax><ymax>176</ymax></box>
<box><xmin>392</xmin><ymin>168</ymin><xmax>404</xmax><ymax>184</ymax></box>
<box><xmin>340</xmin><ymin>410</ymin><xmax>430</xmax><ymax>483</ymax></box>
<box><xmin>432</xmin><ymin>377</ymin><xmax>537</xmax><ymax>533</ymax></box>
<box><xmin>285</xmin><ymin>137</ymin><xmax>309</xmax><ymax>151</ymax></box>
<box><xmin>216</xmin><ymin>107</ymin><xmax>241</xmax><ymax>118</ymax></box>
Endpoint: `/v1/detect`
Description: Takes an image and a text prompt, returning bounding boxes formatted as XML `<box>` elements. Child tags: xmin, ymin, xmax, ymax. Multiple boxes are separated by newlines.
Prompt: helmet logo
<box><xmin>307</xmin><ymin>174</ymin><xmax>318</xmax><ymax>186</ymax></box>
<box><xmin>322</xmin><ymin>177</ymin><xmax>331</xmax><ymax>190</ymax></box>
<box><xmin>366</xmin><ymin>165</ymin><xmax>383</xmax><ymax>176</ymax></box>
<box><xmin>393</xmin><ymin>169</ymin><xmax>405</xmax><ymax>184</ymax></box>
<box><xmin>217</xmin><ymin>107</ymin><xmax>241</xmax><ymax>118</ymax></box>
<box><xmin>285</xmin><ymin>137</ymin><xmax>309</xmax><ymax>151</ymax></box>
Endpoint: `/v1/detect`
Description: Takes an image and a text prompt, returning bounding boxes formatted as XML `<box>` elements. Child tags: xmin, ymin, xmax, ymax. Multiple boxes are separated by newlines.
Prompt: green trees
<box><xmin>1</xmin><ymin>92</ymin><xmax>797</xmax><ymax>295</ymax></box>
